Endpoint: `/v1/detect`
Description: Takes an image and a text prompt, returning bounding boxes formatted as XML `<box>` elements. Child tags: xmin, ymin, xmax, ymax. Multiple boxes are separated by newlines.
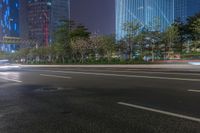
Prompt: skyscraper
<box><xmin>19</xmin><ymin>0</ymin><xmax>29</xmax><ymax>40</ymax></box>
<box><xmin>0</xmin><ymin>0</ymin><xmax>19</xmax><ymax>52</ymax></box>
<box><xmin>186</xmin><ymin>0</ymin><xmax>200</xmax><ymax>18</ymax></box>
<box><xmin>27</xmin><ymin>0</ymin><xmax>69</xmax><ymax>46</ymax></box>
<box><xmin>50</xmin><ymin>0</ymin><xmax>70</xmax><ymax>42</ymax></box>
<box><xmin>27</xmin><ymin>0</ymin><xmax>51</xmax><ymax>46</ymax></box>
<box><xmin>116</xmin><ymin>0</ymin><xmax>200</xmax><ymax>40</ymax></box>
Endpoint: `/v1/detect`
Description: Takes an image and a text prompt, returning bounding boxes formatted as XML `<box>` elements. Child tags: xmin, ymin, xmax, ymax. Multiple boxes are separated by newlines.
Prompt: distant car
<box><xmin>0</xmin><ymin>59</ymin><xmax>21</xmax><ymax>71</ymax></box>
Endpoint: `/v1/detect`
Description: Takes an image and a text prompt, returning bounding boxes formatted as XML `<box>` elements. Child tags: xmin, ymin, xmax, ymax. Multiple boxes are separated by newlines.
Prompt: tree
<box><xmin>54</xmin><ymin>20</ymin><xmax>73</xmax><ymax>63</ymax></box>
<box><xmin>172</xmin><ymin>19</ymin><xmax>187</xmax><ymax>53</ymax></box>
<box><xmin>90</xmin><ymin>35</ymin><xmax>103</xmax><ymax>60</ymax></box>
<box><xmin>162</xmin><ymin>25</ymin><xmax>180</xmax><ymax>59</ymax></box>
<box><xmin>99</xmin><ymin>35</ymin><xmax>116</xmax><ymax>62</ymax></box>
<box><xmin>190</xmin><ymin>18</ymin><xmax>200</xmax><ymax>51</ymax></box>
<box><xmin>145</xmin><ymin>17</ymin><xmax>162</xmax><ymax>61</ymax></box>
<box><xmin>71</xmin><ymin>38</ymin><xmax>90</xmax><ymax>63</ymax></box>
<box><xmin>123</xmin><ymin>20</ymin><xmax>142</xmax><ymax>59</ymax></box>
<box><xmin>134</xmin><ymin>31</ymin><xmax>146</xmax><ymax>58</ymax></box>
<box><xmin>53</xmin><ymin>20</ymin><xmax>91</xmax><ymax>63</ymax></box>
<box><xmin>70</xmin><ymin>24</ymin><xmax>90</xmax><ymax>40</ymax></box>
<box><xmin>16</xmin><ymin>48</ymin><xmax>30</xmax><ymax>62</ymax></box>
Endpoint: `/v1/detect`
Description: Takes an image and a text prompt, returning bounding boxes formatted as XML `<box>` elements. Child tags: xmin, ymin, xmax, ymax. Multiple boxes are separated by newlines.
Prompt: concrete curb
<box><xmin>20</xmin><ymin>64</ymin><xmax>200</xmax><ymax>69</ymax></box>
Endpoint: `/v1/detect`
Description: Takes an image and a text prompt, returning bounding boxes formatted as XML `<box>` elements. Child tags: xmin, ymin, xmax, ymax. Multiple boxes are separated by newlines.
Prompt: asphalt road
<box><xmin>0</xmin><ymin>66</ymin><xmax>200</xmax><ymax>133</ymax></box>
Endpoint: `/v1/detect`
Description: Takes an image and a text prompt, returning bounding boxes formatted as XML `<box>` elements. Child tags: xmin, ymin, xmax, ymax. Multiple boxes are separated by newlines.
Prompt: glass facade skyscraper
<box><xmin>116</xmin><ymin>0</ymin><xmax>200</xmax><ymax>40</ymax></box>
<box><xmin>0</xmin><ymin>0</ymin><xmax>19</xmax><ymax>52</ymax></box>
<box><xmin>28</xmin><ymin>0</ymin><xmax>69</xmax><ymax>45</ymax></box>
<box><xmin>50</xmin><ymin>0</ymin><xmax>70</xmax><ymax>43</ymax></box>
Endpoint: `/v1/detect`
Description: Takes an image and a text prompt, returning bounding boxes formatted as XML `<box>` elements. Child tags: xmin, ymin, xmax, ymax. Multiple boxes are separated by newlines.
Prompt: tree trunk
<box><xmin>62</xmin><ymin>56</ymin><xmax>65</xmax><ymax>64</ymax></box>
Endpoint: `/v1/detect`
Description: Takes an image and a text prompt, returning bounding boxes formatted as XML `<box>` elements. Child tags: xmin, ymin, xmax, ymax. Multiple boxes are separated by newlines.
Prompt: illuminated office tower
<box><xmin>116</xmin><ymin>0</ymin><xmax>200</xmax><ymax>40</ymax></box>
<box><xmin>0</xmin><ymin>0</ymin><xmax>19</xmax><ymax>52</ymax></box>
<box><xmin>186</xmin><ymin>0</ymin><xmax>200</xmax><ymax>18</ymax></box>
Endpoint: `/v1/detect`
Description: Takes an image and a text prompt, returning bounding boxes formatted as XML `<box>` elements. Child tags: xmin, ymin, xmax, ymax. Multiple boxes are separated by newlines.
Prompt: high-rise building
<box><xmin>27</xmin><ymin>0</ymin><xmax>51</xmax><ymax>46</ymax></box>
<box><xmin>50</xmin><ymin>0</ymin><xmax>70</xmax><ymax>42</ymax></box>
<box><xmin>27</xmin><ymin>0</ymin><xmax>69</xmax><ymax>46</ymax></box>
<box><xmin>19</xmin><ymin>0</ymin><xmax>29</xmax><ymax>40</ymax></box>
<box><xmin>116</xmin><ymin>0</ymin><xmax>200</xmax><ymax>40</ymax></box>
<box><xmin>0</xmin><ymin>0</ymin><xmax>20</xmax><ymax>52</ymax></box>
<box><xmin>174</xmin><ymin>0</ymin><xmax>200</xmax><ymax>21</ymax></box>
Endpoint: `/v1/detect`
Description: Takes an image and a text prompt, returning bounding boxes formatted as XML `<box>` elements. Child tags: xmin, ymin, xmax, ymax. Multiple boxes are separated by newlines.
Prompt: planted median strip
<box><xmin>118</xmin><ymin>102</ymin><xmax>200</xmax><ymax>123</ymax></box>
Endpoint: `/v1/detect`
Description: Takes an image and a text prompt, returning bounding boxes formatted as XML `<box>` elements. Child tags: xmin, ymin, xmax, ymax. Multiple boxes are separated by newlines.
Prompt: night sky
<box><xmin>71</xmin><ymin>0</ymin><xmax>115</xmax><ymax>35</ymax></box>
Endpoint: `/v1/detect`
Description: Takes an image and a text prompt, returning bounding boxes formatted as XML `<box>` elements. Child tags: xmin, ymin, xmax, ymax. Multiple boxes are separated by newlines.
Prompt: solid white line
<box><xmin>40</xmin><ymin>74</ymin><xmax>72</xmax><ymax>79</ymax></box>
<box><xmin>51</xmin><ymin>70</ymin><xmax>200</xmax><ymax>82</ymax></box>
<box><xmin>188</xmin><ymin>89</ymin><xmax>200</xmax><ymax>93</ymax></box>
<box><xmin>25</xmin><ymin>68</ymin><xmax>200</xmax><ymax>76</ymax></box>
<box><xmin>29</xmin><ymin>68</ymin><xmax>200</xmax><ymax>76</ymax></box>
<box><xmin>88</xmin><ymin>69</ymin><xmax>200</xmax><ymax>76</ymax></box>
<box><xmin>73</xmin><ymin>69</ymin><xmax>200</xmax><ymax>76</ymax></box>
<box><xmin>0</xmin><ymin>77</ymin><xmax>22</xmax><ymax>83</ymax></box>
<box><xmin>112</xmin><ymin>70</ymin><xmax>200</xmax><ymax>76</ymax></box>
<box><xmin>118</xmin><ymin>102</ymin><xmax>200</xmax><ymax>123</ymax></box>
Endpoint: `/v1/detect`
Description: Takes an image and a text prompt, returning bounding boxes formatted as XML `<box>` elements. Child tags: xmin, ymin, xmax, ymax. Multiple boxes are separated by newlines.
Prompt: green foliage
<box><xmin>99</xmin><ymin>35</ymin><xmax>116</xmax><ymax>62</ymax></box>
<box><xmin>122</xmin><ymin>20</ymin><xmax>142</xmax><ymax>60</ymax></box>
<box><xmin>70</xmin><ymin>25</ymin><xmax>90</xmax><ymax>40</ymax></box>
<box><xmin>9</xmin><ymin>13</ymin><xmax>200</xmax><ymax>64</ymax></box>
<box><xmin>162</xmin><ymin>25</ymin><xmax>179</xmax><ymax>51</ymax></box>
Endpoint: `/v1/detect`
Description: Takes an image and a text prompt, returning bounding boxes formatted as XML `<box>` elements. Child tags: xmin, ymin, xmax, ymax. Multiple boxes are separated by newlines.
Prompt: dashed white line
<box><xmin>188</xmin><ymin>89</ymin><xmax>200</xmax><ymax>93</ymax></box>
<box><xmin>0</xmin><ymin>77</ymin><xmax>22</xmax><ymax>83</ymax></box>
<box><xmin>40</xmin><ymin>74</ymin><xmax>72</xmax><ymax>79</ymax></box>
<box><xmin>118</xmin><ymin>102</ymin><xmax>200</xmax><ymax>123</ymax></box>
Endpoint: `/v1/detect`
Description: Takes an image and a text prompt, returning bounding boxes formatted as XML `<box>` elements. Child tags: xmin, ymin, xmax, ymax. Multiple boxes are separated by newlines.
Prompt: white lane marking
<box><xmin>40</xmin><ymin>74</ymin><xmax>72</xmax><ymax>79</ymax></box>
<box><xmin>188</xmin><ymin>89</ymin><xmax>200</xmax><ymax>93</ymax></box>
<box><xmin>118</xmin><ymin>102</ymin><xmax>200</xmax><ymax>123</ymax></box>
<box><xmin>112</xmin><ymin>70</ymin><xmax>200</xmax><ymax>76</ymax></box>
<box><xmin>24</xmin><ymin>69</ymin><xmax>200</xmax><ymax>82</ymax></box>
<box><xmin>83</xmin><ymin>69</ymin><xmax>200</xmax><ymax>76</ymax></box>
<box><xmin>37</xmin><ymin>68</ymin><xmax>200</xmax><ymax>76</ymax></box>
<box><xmin>0</xmin><ymin>77</ymin><xmax>22</xmax><ymax>83</ymax></box>
<box><xmin>50</xmin><ymin>70</ymin><xmax>200</xmax><ymax>82</ymax></box>
<box><xmin>87</xmin><ymin>70</ymin><xmax>200</xmax><ymax>76</ymax></box>
<box><xmin>24</xmin><ymin>68</ymin><xmax>200</xmax><ymax>76</ymax></box>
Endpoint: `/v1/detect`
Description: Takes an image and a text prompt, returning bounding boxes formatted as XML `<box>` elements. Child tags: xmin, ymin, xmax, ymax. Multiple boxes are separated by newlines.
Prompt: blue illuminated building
<box><xmin>0</xmin><ymin>0</ymin><xmax>19</xmax><ymax>52</ymax></box>
<box><xmin>116</xmin><ymin>0</ymin><xmax>200</xmax><ymax>40</ymax></box>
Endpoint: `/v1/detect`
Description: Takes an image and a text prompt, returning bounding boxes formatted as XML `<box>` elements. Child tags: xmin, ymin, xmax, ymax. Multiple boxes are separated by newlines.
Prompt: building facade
<box><xmin>19</xmin><ymin>0</ymin><xmax>29</xmax><ymax>40</ymax></box>
<box><xmin>50</xmin><ymin>0</ymin><xmax>70</xmax><ymax>42</ymax></box>
<box><xmin>116</xmin><ymin>0</ymin><xmax>200</xmax><ymax>40</ymax></box>
<box><xmin>27</xmin><ymin>0</ymin><xmax>51</xmax><ymax>46</ymax></box>
<box><xmin>27</xmin><ymin>0</ymin><xmax>69</xmax><ymax>46</ymax></box>
<box><xmin>0</xmin><ymin>0</ymin><xmax>19</xmax><ymax>52</ymax></box>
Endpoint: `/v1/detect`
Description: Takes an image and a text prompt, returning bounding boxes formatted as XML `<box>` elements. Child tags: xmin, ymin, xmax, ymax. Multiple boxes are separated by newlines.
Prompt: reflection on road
<box><xmin>0</xmin><ymin>72</ymin><xmax>21</xmax><ymax>82</ymax></box>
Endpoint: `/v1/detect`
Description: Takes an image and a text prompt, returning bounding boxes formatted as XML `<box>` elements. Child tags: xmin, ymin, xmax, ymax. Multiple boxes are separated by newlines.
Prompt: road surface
<box><xmin>0</xmin><ymin>65</ymin><xmax>200</xmax><ymax>133</ymax></box>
